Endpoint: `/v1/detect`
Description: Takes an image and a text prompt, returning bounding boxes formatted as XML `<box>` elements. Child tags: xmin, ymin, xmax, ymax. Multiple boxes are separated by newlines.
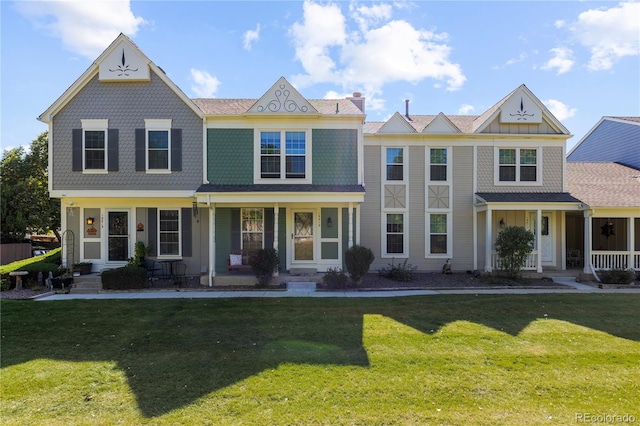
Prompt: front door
<box><xmin>530</xmin><ymin>212</ymin><xmax>553</xmax><ymax>264</ymax></box>
<box><xmin>293</xmin><ymin>211</ymin><xmax>314</xmax><ymax>263</ymax></box>
<box><xmin>107</xmin><ymin>211</ymin><xmax>129</xmax><ymax>262</ymax></box>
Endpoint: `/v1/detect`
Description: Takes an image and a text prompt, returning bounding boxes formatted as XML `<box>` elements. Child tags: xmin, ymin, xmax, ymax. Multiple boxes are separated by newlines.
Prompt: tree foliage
<box><xmin>494</xmin><ymin>226</ymin><xmax>535</xmax><ymax>279</ymax></box>
<box><xmin>1</xmin><ymin>132</ymin><xmax>60</xmax><ymax>243</ymax></box>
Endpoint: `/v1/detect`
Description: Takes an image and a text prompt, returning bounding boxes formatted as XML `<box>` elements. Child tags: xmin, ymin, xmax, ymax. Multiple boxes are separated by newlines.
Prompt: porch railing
<box><xmin>591</xmin><ymin>251</ymin><xmax>640</xmax><ymax>271</ymax></box>
<box><xmin>491</xmin><ymin>251</ymin><xmax>538</xmax><ymax>271</ymax></box>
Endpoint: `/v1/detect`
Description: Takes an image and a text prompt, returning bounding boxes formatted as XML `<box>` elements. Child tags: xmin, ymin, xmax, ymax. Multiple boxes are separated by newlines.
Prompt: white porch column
<box><xmin>536</xmin><ymin>209</ymin><xmax>542</xmax><ymax>273</ymax></box>
<box><xmin>348</xmin><ymin>202</ymin><xmax>354</xmax><ymax>248</ymax></box>
<box><xmin>628</xmin><ymin>216</ymin><xmax>634</xmax><ymax>270</ymax></box>
<box><xmin>583</xmin><ymin>210</ymin><xmax>592</xmax><ymax>274</ymax></box>
<box><xmin>473</xmin><ymin>205</ymin><xmax>478</xmax><ymax>270</ymax></box>
<box><xmin>208</xmin><ymin>204</ymin><xmax>216</xmax><ymax>287</ymax></box>
<box><xmin>355</xmin><ymin>204</ymin><xmax>361</xmax><ymax>245</ymax></box>
<box><xmin>485</xmin><ymin>207</ymin><xmax>492</xmax><ymax>272</ymax></box>
<box><xmin>273</xmin><ymin>203</ymin><xmax>279</xmax><ymax>252</ymax></box>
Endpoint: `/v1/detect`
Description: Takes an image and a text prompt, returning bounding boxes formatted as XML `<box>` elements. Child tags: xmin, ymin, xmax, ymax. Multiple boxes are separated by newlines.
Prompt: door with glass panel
<box><xmin>293</xmin><ymin>211</ymin><xmax>314</xmax><ymax>262</ymax></box>
<box><xmin>107</xmin><ymin>211</ymin><xmax>129</xmax><ymax>262</ymax></box>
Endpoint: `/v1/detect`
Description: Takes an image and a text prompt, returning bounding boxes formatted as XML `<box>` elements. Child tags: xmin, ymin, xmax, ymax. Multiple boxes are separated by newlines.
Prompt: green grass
<box><xmin>1</xmin><ymin>295</ymin><xmax>639</xmax><ymax>425</ymax></box>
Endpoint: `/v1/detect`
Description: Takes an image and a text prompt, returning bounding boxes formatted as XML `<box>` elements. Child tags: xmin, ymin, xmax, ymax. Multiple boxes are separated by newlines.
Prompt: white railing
<box><xmin>491</xmin><ymin>251</ymin><xmax>538</xmax><ymax>270</ymax></box>
<box><xmin>591</xmin><ymin>251</ymin><xmax>640</xmax><ymax>271</ymax></box>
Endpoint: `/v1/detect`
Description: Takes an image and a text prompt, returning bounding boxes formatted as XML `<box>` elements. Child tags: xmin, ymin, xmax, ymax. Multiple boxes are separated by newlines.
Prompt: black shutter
<box><xmin>72</xmin><ymin>129</ymin><xmax>82</xmax><ymax>171</ymax></box>
<box><xmin>264</xmin><ymin>208</ymin><xmax>274</xmax><ymax>249</ymax></box>
<box><xmin>107</xmin><ymin>129</ymin><xmax>119</xmax><ymax>171</ymax></box>
<box><xmin>135</xmin><ymin>129</ymin><xmax>145</xmax><ymax>171</ymax></box>
<box><xmin>148</xmin><ymin>208</ymin><xmax>157</xmax><ymax>256</ymax></box>
<box><xmin>231</xmin><ymin>208</ymin><xmax>241</xmax><ymax>250</ymax></box>
<box><xmin>181</xmin><ymin>208</ymin><xmax>192</xmax><ymax>257</ymax></box>
<box><xmin>171</xmin><ymin>129</ymin><xmax>182</xmax><ymax>171</ymax></box>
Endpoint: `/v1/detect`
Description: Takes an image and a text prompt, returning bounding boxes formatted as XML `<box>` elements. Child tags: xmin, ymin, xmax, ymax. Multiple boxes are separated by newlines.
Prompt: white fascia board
<box><xmin>473</xmin><ymin>201</ymin><xmax>582</xmax><ymax>211</ymax></box>
<box><xmin>196</xmin><ymin>192</ymin><xmax>365</xmax><ymax>204</ymax></box>
<box><xmin>51</xmin><ymin>190</ymin><xmax>197</xmax><ymax>198</ymax></box>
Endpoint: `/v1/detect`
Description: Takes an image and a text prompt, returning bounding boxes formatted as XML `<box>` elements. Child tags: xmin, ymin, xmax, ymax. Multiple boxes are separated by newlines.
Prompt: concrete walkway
<box><xmin>35</xmin><ymin>277</ymin><xmax>640</xmax><ymax>301</ymax></box>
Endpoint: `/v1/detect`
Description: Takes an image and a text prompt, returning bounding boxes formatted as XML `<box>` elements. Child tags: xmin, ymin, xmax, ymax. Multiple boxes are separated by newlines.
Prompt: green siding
<box><xmin>215</xmin><ymin>208</ymin><xmax>233</xmax><ymax>274</ymax></box>
<box><xmin>207</xmin><ymin>129</ymin><xmax>254</xmax><ymax>184</ymax></box>
<box><xmin>312</xmin><ymin>129</ymin><xmax>358</xmax><ymax>185</ymax></box>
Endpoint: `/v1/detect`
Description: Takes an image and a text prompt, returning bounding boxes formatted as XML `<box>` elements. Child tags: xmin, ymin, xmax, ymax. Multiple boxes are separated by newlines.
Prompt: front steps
<box><xmin>70</xmin><ymin>275</ymin><xmax>102</xmax><ymax>294</ymax></box>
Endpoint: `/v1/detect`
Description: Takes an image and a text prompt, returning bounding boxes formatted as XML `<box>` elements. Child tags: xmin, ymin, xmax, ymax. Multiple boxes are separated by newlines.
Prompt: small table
<box><xmin>9</xmin><ymin>271</ymin><xmax>29</xmax><ymax>291</ymax></box>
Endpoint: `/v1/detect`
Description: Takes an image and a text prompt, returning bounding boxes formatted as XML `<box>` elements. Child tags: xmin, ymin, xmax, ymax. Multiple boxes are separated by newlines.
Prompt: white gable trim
<box><xmin>378</xmin><ymin>112</ymin><xmax>417</xmax><ymax>134</ymax></box>
<box><xmin>247</xmin><ymin>77</ymin><xmax>317</xmax><ymax>114</ymax></box>
<box><xmin>422</xmin><ymin>113</ymin><xmax>461</xmax><ymax>133</ymax></box>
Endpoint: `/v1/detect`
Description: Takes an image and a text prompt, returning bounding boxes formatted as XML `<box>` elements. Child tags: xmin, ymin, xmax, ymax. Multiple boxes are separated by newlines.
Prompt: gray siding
<box><xmin>568</xmin><ymin>120</ymin><xmax>640</xmax><ymax>169</ymax></box>
<box><xmin>360</xmin><ymin>146</ymin><xmax>382</xmax><ymax>267</ymax></box>
<box><xmin>312</xmin><ymin>129</ymin><xmax>358</xmax><ymax>185</ymax></box>
<box><xmin>207</xmin><ymin>129</ymin><xmax>254</xmax><ymax>184</ymax></box>
<box><xmin>52</xmin><ymin>71</ymin><xmax>203</xmax><ymax>190</ymax></box>
<box><xmin>451</xmin><ymin>146</ymin><xmax>474</xmax><ymax>269</ymax></box>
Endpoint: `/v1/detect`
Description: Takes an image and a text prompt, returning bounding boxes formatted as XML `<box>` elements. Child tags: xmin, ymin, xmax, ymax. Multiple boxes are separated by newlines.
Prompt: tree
<box><xmin>1</xmin><ymin>132</ymin><xmax>60</xmax><ymax>243</ymax></box>
<box><xmin>494</xmin><ymin>226</ymin><xmax>535</xmax><ymax>279</ymax></box>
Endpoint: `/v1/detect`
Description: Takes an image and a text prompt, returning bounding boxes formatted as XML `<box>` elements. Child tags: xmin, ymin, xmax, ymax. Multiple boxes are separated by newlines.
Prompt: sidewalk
<box><xmin>35</xmin><ymin>277</ymin><xmax>640</xmax><ymax>301</ymax></box>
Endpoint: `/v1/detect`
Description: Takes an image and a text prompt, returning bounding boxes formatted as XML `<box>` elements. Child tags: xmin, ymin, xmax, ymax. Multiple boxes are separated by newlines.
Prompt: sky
<box><xmin>2</xmin><ymin>1</ymin><xmax>639</xmax><ymax>153</ymax></box>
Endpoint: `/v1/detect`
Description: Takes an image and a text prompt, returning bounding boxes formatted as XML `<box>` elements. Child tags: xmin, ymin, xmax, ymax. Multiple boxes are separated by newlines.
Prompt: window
<box><xmin>386</xmin><ymin>214</ymin><xmax>404</xmax><ymax>254</ymax></box>
<box><xmin>241</xmin><ymin>208</ymin><xmax>264</xmax><ymax>251</ymax></box>
<box><xmin>430</xmin><ymin>148</ymin><xmax>447</xmax><ymax>181</ymax></box>
<box><xmin>159</xmin><ymin>209</ymin><xmax>180</xmax><ymax>256</ymax></box>
<box><xmin>85</xmin><ymin>130</ymin><xmax>106</xmax><ymax>170</ymax></box>
<box><xmin>386</xmin><ymin>148</ymin><xmax>404</xmax><ymax>181</ymax></box>
<box><xmin>429</xmin><ymin>214</ymin><xmax>448</xmax><ymax>254</ymax></box>
<box><xmin>260</xmin><ymin>131</ymin><xmax>307</xmax><ymax>180</ymax></box>
<box><xmin>498</xmin><ymin>148</ymin><xmax>538</xmax><ymax>183</ymax></box>
<box><xmin>148</xmin><ymin>130</ymin><xmax>169</xmax><ymax>170</ymax></box>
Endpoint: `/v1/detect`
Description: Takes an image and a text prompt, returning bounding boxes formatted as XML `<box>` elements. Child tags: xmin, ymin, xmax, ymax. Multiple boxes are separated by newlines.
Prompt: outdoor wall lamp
<box><xmin>327</xmin><ymin>217</ymin><xmax>332</xmax><ymax>228</ymax></box>
<box><xmin>499</xmin><ymin>218</ymin><xmax>505</xmax><ymax>229</ymax></box>
<box><xmin>86</xmin><ymin>217</ymin><xmax>94</xmax><ymax>225</ymax></box>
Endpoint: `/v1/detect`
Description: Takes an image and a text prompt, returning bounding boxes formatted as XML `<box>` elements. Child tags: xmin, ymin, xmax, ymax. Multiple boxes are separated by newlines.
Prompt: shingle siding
<box><xmin>207</xmin><ymin>129</ymin><xmax>254</xmax><ymax>184</ymax></box>
<box><xmin>312</xmin><ymin>129</ymin><xmax>358</xmax><ymax>185</ymax></box>
<box><xmin>52</xmin><ymin>71</ymin><xmax>203</xmax><ymax>190</ymax></box>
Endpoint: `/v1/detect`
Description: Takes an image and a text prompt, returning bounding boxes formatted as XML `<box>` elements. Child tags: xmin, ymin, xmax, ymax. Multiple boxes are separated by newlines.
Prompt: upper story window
<box><xmin>429</xmin><ymin>148</ymin><xmax>447</xmax><ymax>181</ymax></box>
<box><xmin>386</xmin><ymin>147</ymin><xmax>404</xmax><ymax>181</ymax></box>
<box><xmin>145</xmin><ymin>120</ymin><xmax>171</xmax><ymax>172</ymax></box>
<box><xmin>80</xmin><ymin>119</ymin><xmax>109</xmax><ymax>172</ymax></box>
<box><xmin>257</xmin><ymin>130</ymin><xmax>309</xmax><ymax>182</ymax></box>
<box><xmin>497</xmin><ymin>148</ymin><xmax>539</xmax><ymax>184</ymax></box>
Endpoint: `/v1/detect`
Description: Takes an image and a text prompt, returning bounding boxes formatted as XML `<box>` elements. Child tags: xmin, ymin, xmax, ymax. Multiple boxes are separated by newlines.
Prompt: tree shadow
<box><xmin>1</xmin><ymin>294</ymin><xmax>638</xmax><ymax>418</ymax></box>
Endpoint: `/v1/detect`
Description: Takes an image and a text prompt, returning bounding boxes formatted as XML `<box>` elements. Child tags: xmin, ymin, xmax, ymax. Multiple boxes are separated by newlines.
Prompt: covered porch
<box><xmin>582</xmin><ymin>212</ymin><xmax>640</xmax><ymax>273</ymax></box>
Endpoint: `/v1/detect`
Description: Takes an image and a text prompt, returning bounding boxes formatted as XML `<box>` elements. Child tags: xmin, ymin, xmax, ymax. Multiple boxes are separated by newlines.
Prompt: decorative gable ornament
<box><xmin>500</xmin><ymin>88</ymin><xmax>542</xmax><ymax>123</ymax></box>
<box><xmin>248</xmin><ymin>77</ymin><xmax>316</xmax><ymax>114</ymax></box>
<box><xmin>99</xmin><ymin>42</ymin><xmax>150</xmax><ymax>82</ymax></box>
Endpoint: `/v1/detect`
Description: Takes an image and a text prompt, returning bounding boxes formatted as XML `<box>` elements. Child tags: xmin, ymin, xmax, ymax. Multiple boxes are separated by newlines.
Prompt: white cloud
<box><xmin>243</xmin><ymin>24</ymin><xmax>261</xmax><ymax>51</ymax></box>
<box><xmin>15</xmin><ymin>0</ymin><xmax>146</xmax><ymax>58</ymax></box>
<box><xmin>190</xmin><ymin>69</ymin><xmax>220</xmax><ymax>98</ymax></box>
<box><xmin>542</xmin><ymin>47</ymin><xmax>574</xmax><ymax>74</ymax></box>
<box><xmin>458</xmin><ymin>104</ymin><xmax>475</xmax><ymax>115</ymax></box>
<box><xmin>289</xmin><ymin>1</ymin><xmax>465</xmax><ymax>111</ymax></box>
<box><xmin>569</xmin><ymin>1</ymin><xmax>640</xmax><ymax>71</ymax></box>
<box><xmin>543</xmin><ymin>99</ymin><xmax>576</xmax><ymax>121</ymax></box>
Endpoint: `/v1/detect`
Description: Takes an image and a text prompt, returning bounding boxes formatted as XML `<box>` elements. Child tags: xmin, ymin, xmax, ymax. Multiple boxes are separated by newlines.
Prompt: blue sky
<box><xmin>2</xmin><ymin>1</ymin><xmax>639</xmax><ymax>152</ymax></box>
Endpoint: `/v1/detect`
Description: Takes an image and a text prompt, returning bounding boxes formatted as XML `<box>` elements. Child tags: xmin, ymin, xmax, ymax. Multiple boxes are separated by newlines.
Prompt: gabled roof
<box><xmin>422</xmin><ymin>112</ymin><xmax>461</xmax><ymax>133</ymax></box>
<box><xmin>192</xmin><ymin>98</ymin><xmax>363</xmax><ymax>116</ymax></box>
<box><xmin>377</xmin><ymin>112</ymin><xmax>417</xmax><ymax>133</ymax></box>
<box><xmin>38</xmin><ymin>33</ymin><xmax>203</xmax><ymax>123</ymax></box>
<box><xmin>247</xmin><ymin>77</ymin><xmax>317</xmax><ymax>114</ymax></box>
<box><xmin>566</xmin><ymin>162</ymin><xmax>640</xmax><ymax>208</ymax></box>
<box><xmin>567</xmin><ymin>116</ymin><xmax>640</xmax><ymax>158</ymax></box>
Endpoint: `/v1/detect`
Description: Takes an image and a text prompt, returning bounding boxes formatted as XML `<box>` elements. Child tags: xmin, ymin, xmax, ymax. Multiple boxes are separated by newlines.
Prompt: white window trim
<box><xmin>241</xmin><ymin>208</ymin><xmax>265</xmax><ymax>250</ymax></box>
<box><xmin>254</xmin><ymin>129</ymin><xmax>312</xmax><ymax>184</ymax></box>
<box><xmin>382</xmin><ymin>146</ymin><xmax>407</xmax><ymax>183</ymax></box>
<box><xmin>145</xmin><ymin>119</ymin><xmax>172</xmax><ymax>174</ymax></box>
<box><xmin>81</xmin><ymin>119</ymin><xmax>108</xmax><ymax>174</ymax></box>
<box><xmin>427</xmin><ymin>146</ymin><xmax>451</xmax><ymax>182</ymax></box>
<box><xmin>425</xmin><ymin>212</ymin><xmax>452</xmax><ymax>257</ymax></box>
<box><xmin>494</xmin><ymin>147</ymin><xmax>542</xmax><ymax>186</ymax></box>
<box><xmin>381</xmin><ymin>212</ymin><xmax>408</xmax><ymax>258</ymax></box>
<box><xmin>157</xmin><ymin>208</ymin><xmax>182</xmax><ymax>258</ymax></box>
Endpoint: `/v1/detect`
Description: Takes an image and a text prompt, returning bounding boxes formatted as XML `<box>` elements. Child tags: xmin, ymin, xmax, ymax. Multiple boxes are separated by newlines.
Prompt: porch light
<box><xmin>327</xmin><ymin>217</ymin><xmax>332</xmax><ymax>228</ymax></box>
<box><xmin>499</xmin><ymin>218</ymin><xmax>505</xmax><ymax>229</ymax></box>
<box><xmin>192</xmin><ymin>202</ymin><xmax>199</xmax><ymax>220</ymax></box>
<box><xmin>86</xmin><ymin>217</ymin><xmax>94</xmax><ymax>225</ymax></box>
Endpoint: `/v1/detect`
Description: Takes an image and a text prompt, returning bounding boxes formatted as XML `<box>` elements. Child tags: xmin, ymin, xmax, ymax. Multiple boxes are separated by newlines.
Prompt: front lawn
<box><xmin>1</xmin><ymin>295</ymin><xmax>639</xmax><ymax>425</ymax></box>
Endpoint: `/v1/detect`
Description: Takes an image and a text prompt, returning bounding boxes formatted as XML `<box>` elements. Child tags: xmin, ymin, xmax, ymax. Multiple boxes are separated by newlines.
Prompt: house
<box><xmin>567</xmin><ymin>117</ymin><xmax>640</xmax><ymax>169</ymax></box>
<box><xmin>43</xmin><ymin>33</ymin><xmax>624</xmax><ymax>286</ymax></box>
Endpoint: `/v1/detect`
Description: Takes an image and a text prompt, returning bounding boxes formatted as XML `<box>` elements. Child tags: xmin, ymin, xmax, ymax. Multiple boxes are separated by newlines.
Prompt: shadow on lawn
<box><xmin>1</xmin><ymin>294</ymin><xmax>639</xmax><ymax>418</ymax></box>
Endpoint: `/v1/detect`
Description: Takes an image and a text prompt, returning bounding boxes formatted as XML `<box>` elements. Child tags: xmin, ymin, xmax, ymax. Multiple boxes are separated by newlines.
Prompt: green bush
<box><xmin>599</xmin><ymin>268</ymin><xmax>635</xmax><ymax>284</ymax></box>
<box><xmin>249</xmin><ymin>248</ymin><xmax>279</xmax><ymax>288</ymax></box>
<box><xmin>101</xmin><ymin>266</ymin><xmax>147</xmax><ymax>290</ymax></box>
<box><xmin>344</xmin><ymin>245</ymin><xmax>374</xmax><ymax>285</ymax></box>
<box><xmin>323</xmin><ymin>267</ymin><xmax>349</xmax><ymax>289</ymax></box>
<box><xmin>495</xmin><ymin>226</ymin><xmax>535</xmax><ymax>279</ymax></box>
<box><xmin>1</xmin><ymin>279</ymin><xmax>10</xmax><ymax>291</ymax></box>
<box><xmin>378</xmin><ymin>258</ymin><xmax>416</xmax><ymax>282</ymax></box>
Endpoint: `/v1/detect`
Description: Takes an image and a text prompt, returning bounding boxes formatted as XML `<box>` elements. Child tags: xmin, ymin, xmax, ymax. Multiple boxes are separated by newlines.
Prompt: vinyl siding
<box><xmin>451</xmin><ymin>146</ymin><xmax>474</xmax><ymax>269</ymax></box>
<box><xmin>361</xmin><ymin>146</ymin><xmax>382</xmax><ymax>268</ymax></box>
<box><xmin>568</xmin><ymin>120</ymin><xmax>640</xmax><ymax>169</ymax></box>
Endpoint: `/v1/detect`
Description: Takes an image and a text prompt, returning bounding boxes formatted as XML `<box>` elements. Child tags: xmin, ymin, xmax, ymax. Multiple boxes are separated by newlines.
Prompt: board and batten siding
<box><xmin>52</xmin><ymin>71</ymin><xmax>203</xmax><ymax>190</ymax></box>
<box><xmin>480</xmin><ymin>116</ymin><xmax>560</xmax><ymax>135</ymax></box>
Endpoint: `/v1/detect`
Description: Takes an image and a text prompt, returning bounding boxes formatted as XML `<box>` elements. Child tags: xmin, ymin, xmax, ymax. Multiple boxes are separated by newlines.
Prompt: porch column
<box><xmin>583</xmin><ymin>210</ymin><xmax>592</xmax><ymax>274</ymax></box>
<box><xmin>628</xmin><ymin>216</ymin><xmax>634</xmax><ymax>270</ymax></box>
<box><xmin>208</xmin><ymin>205</ymin><xmax>216</xmax><ymax>287</ymax></box>
<box><xmin>485</xmin><ymin>207</ymin><xmax>492</xmax><ymax>272</ymax></box>
<box><xmin>273</xmin><ymin>204</ymin><xmax>279</xmax><ymax>277</ymax></box>
<box><xmin>348</xmin><ymin>202</ymin><xmax>354</xmax><ymax>248</ymax></box>
<box><xmin>355</xmin><ymin>204</ymin><xmax>361</xmax><ymax>245</ymax></box>
<box><xmin>536</xmin><ymin>209</ymin><xmax>542</xmax><ymax>273</ymax></box>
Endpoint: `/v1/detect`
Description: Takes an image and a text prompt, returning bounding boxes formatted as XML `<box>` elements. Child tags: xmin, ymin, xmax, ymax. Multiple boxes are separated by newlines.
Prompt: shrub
<box><xmin>20</xmin><ymin>262</ymin><xmax>61</xmax><ymax>286</ymax></box>
<box><xmin>344</xmin><ymin>245</ymin><xmax>375</xmax><ymax>285</ymax></box>
<box><xmin>101</xmin><ymin>266</ymin><xmax>147</xmax><ymax>290</ymax></box>
<box><xmin>323</xmin><ymin>267</ymin><xmax>349</xmax><ymax>289</ymax></box>
<box><xmin>1</xmin><ymin>279</ymin><xmax>10</xmax><ymax>291</ymax></box>
<box><xmin>378</xmin><ymin>259</ymin><xmax>416</xmax><ymax>282</ymax></box>
<box><xmin>249</xmin><ymin>248</ymin><xmax>279</xmax><ymax>288</ymax></box>
<box><xmin>599</xmin><ymin>268</ymin><xmax>635</xmax><ymax>284</ymax></box>
<box><xmin>494</xmin><ymin>226</ymin><xmax>535</xmax><ymax>279</ymax></box>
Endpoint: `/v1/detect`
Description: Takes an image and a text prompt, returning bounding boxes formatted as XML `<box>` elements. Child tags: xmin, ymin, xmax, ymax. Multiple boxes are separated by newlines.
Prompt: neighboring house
<box><xmin>567</xmin><ymin>117</ymin><xmax>640</xmax><ymax>169</ymax></box>
<box><xmin>44</xmin><ymin>33</ymin><xmax>629</xmax><ymax>284</ymax></box>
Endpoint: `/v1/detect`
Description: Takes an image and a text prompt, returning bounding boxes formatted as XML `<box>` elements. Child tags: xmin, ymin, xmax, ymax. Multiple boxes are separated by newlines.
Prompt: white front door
<box><xmin>292</xmin><ymin>210</ymin><xmax>315</xmax><ymax>264</ymax></box>
<box><xmin>531</xmin><ymin>212</ymin><xmax>554</xmax><ymax>264</ymax></box>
